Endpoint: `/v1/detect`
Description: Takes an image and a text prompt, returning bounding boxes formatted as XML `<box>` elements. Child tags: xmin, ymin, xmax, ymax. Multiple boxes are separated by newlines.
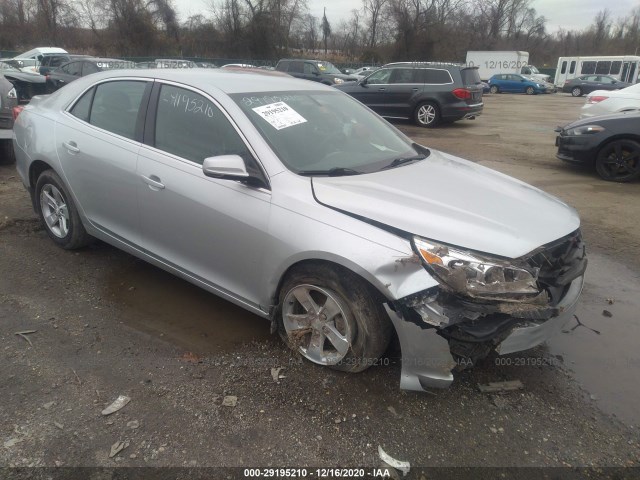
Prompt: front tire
<box><xmin>571</xmin><ymin>87</ymin><xmax>582</xmax><ymax>97</ymax></box>
<box><xmin>595</xmin><ymin>139</ymin><xmax>640</xmax><ymax>182</ymax></box>
<box><xmin>489</xmin><ymin>85</ymin><xmax>499</xmax><ymax>94</ymax></box>
<box><xmin>35</xmin><ymin>169</ymin><xmax>93</xmax><ymax>249</ymax></box>
<box><xmin>414</xmin><ymin>101</ymin><xmax>440</xmax><ymax>128</ymax></box>
<box><xmin>278</xmin><ymin>263</ymin><xmax>392</xmax><ymax>373</ymax></box>
<box><xmin>525</xmin><ymin>86</ymin><xmax>535</xmax><ymax>95</ymax></box>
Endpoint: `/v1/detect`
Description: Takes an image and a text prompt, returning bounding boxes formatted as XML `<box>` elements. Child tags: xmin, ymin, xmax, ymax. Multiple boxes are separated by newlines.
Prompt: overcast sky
<box><xmin>175</xmin><ymin>0</ymin><xmax>637</xmax><ymax>34</ymax></box>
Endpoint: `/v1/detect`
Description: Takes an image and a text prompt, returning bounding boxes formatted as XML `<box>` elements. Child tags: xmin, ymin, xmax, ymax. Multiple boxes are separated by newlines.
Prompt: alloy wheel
<box><xmin>282</xmin><ymin>284</ymin><xmax>352</xmax><ymax>365</ymax></box>
<box><xmin>40</xmin><ymin>184</ymin><xmax>69</xmax><ymax>238</ymax></box>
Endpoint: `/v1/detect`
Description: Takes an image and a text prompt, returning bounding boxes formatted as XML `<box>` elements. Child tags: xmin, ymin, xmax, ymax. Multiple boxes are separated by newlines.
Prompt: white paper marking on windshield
<box><xmin>252</xmin><ymin>102</ymin><xmax>307</xmax><ymax>130</ymax></box>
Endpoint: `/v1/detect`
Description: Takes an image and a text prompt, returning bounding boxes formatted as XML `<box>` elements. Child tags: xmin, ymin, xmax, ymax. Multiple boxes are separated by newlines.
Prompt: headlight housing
<box><xmin>333</xmin><ymin>77</ymin><xmax>344</xmax><ymax>84</ymax></box>
<box><xmin>565</xmin><ymin>125</ymin><xmax>605</xmax><ymax>136</ymax></box>
<box><xmin>413</xmin><ymin>237</ymin><xmax>540</xmax><ymax>300</ymax></box>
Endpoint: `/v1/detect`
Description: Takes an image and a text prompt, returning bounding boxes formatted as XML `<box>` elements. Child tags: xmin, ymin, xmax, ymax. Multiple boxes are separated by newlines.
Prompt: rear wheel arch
<box><xmin>29</xmin><ymin>160</ymin><xmax>56</xmax><ymax>208</ymax></box>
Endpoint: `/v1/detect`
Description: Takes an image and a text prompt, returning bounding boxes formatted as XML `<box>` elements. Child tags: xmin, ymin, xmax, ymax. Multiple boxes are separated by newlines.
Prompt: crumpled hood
<box><xmin>312</xmin><ymin>150</ymin><xmax>580</xmax><ymax>259</ymax></box>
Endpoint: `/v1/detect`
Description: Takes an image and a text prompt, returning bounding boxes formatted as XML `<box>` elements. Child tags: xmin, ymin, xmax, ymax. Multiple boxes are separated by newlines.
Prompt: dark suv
<box><xmin>275</xmin><ymin>59</ymin><xmax>357</xmax><ymax>85</ymax></box>
<box><xmin>334</xmin><ymin>62</ymin><xmax>483</xmax><ymax>127</ymax></box>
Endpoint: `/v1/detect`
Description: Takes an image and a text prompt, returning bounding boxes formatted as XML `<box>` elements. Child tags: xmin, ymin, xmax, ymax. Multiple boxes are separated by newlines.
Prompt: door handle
<box><xmin>412</xmin><ymin>87</ymin><xmax>419</xmax><ymax>91</ymax></box>
<box><xmin>378</xmin><ymin>87</ymin><xmax>386</xmax><ymax>91</ymax></box>
<box><xmin>141</xmin><ymin>174</ymin><xmax>165</xmax><ymax>190</ymax></box>
<box><xmin>63</xmin><ymin>141</ymin><xmax>80</xmax><ymax>154</ymax></box>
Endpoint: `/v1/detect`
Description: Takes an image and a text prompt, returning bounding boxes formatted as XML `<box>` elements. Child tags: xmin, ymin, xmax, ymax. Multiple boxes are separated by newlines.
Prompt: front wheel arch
<box><xmin>594</xmin><ymin>138</ymin><xmax>640</xmax><ymax>182</ymax></box>
<box><xmin>275</xmin><ymin>260</ymin><xmax>392</xmax><ymax>372</ymax></box>
<box><xmin>272</xmin><ymin>259</ymin><xmax>389</xmax><ymax>313</ymax></box>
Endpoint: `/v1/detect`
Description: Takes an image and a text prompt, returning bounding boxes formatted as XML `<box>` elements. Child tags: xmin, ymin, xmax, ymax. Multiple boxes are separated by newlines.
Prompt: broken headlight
<box><xmin>413</xmin><ymin>237</ymin><xmax>540</xmax><ymax>300</ymax></box>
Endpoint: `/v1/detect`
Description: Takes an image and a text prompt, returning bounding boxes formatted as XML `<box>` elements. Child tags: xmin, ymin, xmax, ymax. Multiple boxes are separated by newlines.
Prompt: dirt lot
<box><xmin>1</xmin><ymin>93</ymin><xmax>640</xmax><ymax>476</ymax></box>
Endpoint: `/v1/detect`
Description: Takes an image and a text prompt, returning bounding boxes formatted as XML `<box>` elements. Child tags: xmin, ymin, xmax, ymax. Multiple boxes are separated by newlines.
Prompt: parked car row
<box><xmin>488</xmin><ymin>73</ymin><xmax>555</xmax><ymax>94</ymax></box>
<box><xmin>556</xmin><ymin>79</ymin><xmax>640</xmax><ymax>182</ymax></box>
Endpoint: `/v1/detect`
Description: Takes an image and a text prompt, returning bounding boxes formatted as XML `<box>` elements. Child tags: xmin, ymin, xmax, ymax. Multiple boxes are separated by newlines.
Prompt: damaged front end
<box><xmin>388</xmin><ymin>230</ymin><xmax>587</xmax><ymax>391</ymax></box>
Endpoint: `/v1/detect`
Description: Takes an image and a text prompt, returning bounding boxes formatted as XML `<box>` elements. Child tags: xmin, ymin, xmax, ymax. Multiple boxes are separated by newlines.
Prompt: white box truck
<box><xmin>465</xmin><ymin>51</ymin><xmax>549</xmax><ymax>82</ymax></box>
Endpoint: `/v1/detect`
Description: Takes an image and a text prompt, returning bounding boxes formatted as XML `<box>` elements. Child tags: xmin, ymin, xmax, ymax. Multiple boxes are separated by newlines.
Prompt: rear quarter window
<box><xmin>460</xmin><ymin>68</ymin><xmax>480</xmax><ymax>85</ymax></box>
<box><xmin>423</xmin><ymin>69</ymin><xmax>453</xmax><ymax>84</ymax></box>
<box><xmin>276</xmin><ymin>61</ymin><xmax>290</xmax><ymax>72</ymax></box>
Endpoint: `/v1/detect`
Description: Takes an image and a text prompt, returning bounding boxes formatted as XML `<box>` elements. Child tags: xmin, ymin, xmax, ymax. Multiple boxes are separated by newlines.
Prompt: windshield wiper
<box><xmin>380</xmin><ymin>155</ymin><xmax>427</xmax><ymax>170</ymax></box>
<box><xmin>298</xmin><ymin>167</ymin><xmax>362</xmax><ymax>177</ymax></box>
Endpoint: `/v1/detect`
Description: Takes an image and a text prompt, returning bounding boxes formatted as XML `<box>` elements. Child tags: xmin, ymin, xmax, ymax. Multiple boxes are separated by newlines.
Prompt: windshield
<box><xmin>317</xmin><ymin>61</ymin><xmax>342</xmax><ymax>75</ymax></box>
<box><xmin>232</xmin><ymin>91</ymin><xmax>422</xmax><ymax>175</ymax></box>
<box><xmin>529</xmin><ymin>66</ymin><xmax>540</xmax><ymax>74</ymax></box>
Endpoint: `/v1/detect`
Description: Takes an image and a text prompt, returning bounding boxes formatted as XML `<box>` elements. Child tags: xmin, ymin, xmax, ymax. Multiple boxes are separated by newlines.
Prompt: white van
<box><xmin>554</xmin><ymin>56</ymin><xmax>640</xmax><ymax>86</ymax></box>
<box><xmin>12</xmin><ymin>47</ymin><xmax>68</xmax><ymax>74</ymax></box>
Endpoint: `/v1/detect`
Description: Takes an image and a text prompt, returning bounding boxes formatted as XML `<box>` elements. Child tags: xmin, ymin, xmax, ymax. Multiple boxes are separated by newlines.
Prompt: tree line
<box><xmin>1</xmin><ymin>0</ymin><xmax>639</xmax><ymax>66</ymax></box>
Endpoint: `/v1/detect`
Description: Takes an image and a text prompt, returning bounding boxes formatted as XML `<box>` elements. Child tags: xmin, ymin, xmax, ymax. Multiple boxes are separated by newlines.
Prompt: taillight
<box><xmin>452</xmin><ymin>88</ymin><xmax>472</xmax><ymax>100</ymax></box>
<box><xmin>587</xmin><ymin>96</ymin><xmax>608</xmax><ymax>104</ymax></box>
<box><xmin>12</xmin><ymin>106</ymin><xmax>24</xmax><ymax>121</ymax></box>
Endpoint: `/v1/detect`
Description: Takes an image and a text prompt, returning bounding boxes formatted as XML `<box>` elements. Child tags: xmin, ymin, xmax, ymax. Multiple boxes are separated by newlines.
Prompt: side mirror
<box><xmin>202</xmin><ymin>155</ymin><xmax>249</xmax><ymax>181</ymax></box>
<box><xmin>312</xmin><ymin>70</ymin><xmax>320</xmax><ymax>76</ymax></box>
<box><xmin>521</xmin><ymin>79</ymin><xmax>526</xmax><ymax>82</ymax></box>
<box><xmin>359</xmin><ymin>78</ymin><xmax>368</xmax><ymax>86</ymax></box>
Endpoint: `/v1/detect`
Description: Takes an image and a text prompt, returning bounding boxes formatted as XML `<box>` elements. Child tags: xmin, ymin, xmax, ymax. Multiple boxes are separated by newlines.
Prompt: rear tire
<box><xmin>414</xmin><ymin>101</ymin><xmax>440</xmax><ymax>128</ymax></box>
<box><xmin>0</xmin><ymin>140</ymin><xmax>15</xmax><ymax>165</ymax></box>
<box><xmin>277</xmin><ymin>263</ymin><xmax>392</xmax><ymax>373</ymax></box>
<box><xmin>571</xmin><ymin>87</ymin><xmax>582</xmax><ymax>97</ymax></box>
<box><xmin>35</xmin><ymin>169</ymin><xmax>94</xmax><ymax>249</ymax></box>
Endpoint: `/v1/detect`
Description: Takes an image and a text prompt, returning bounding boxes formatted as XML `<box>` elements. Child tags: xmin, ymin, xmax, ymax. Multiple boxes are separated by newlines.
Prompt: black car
<box><xmin>561</xmin><ymin>75</ymin><xmax>630</xmax><ymax>97</ymax></box>
<box><xmin>47</xmin><ymin>57</ymin><xmax>136</xmax><ymax>92</ymax></box>
<box><xmin>0</xmin><ymin>60</ymin><xmax>47</xmax><ymax>102</ymax></box>
<box><xmin>555</xmin><ymin>112</ymin><xmax>640</xmax><ymax>182</ymax></box>
<box><xmin>275</xmin><ymin>59</ymin><xmax>356</xmax><ymax>85</ymax></box>
<box><xmin>38</xmin><ymin>54</ymin><xmax>90</xmax><ymax>76</ymax></box>
<box><xmin>334</xmin><ymin>62</ymin><xmax>483</xmax><ymax>128</ymax></box>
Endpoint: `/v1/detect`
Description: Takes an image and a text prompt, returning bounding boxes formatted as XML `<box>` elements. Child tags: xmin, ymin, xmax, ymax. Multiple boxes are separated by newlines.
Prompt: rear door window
<box><xmin>389</xmin><ymin>68</ymin><xmax>415</xmax><ymax>84</ymax></box>
<box><xmin>89</xmin><ymin>81</ymin><xmax>148</xmax><ymax>140</ymax></box>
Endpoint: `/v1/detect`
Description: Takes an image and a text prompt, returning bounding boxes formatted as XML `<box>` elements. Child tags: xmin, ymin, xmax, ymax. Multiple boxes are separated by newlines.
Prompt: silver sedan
<box><xmin>12</xmin><ymin>69</ymin><xmax>587</xmax><ymax>391</ymax></box>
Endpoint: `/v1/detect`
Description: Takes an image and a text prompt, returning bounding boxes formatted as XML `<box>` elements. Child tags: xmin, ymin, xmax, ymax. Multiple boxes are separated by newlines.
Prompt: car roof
<box><xmin>60</xmin><ymin>68</ymin><xmax>333</xmax><ymax>95</ymax></box>
<box><xmin>384</xmin><ymin>61</ymin><xmax>464</xmax><ymax>69</ymax></box>
<box><xmin>15</xmin><ymin>47</ymin><xmax>68</xmax><ymax>58</ymax></box>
